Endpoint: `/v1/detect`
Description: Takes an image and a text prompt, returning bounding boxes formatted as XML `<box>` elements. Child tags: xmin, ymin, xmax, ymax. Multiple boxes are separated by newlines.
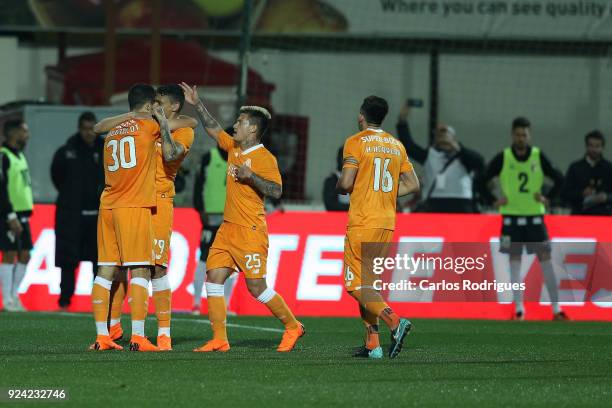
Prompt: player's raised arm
<box><xmin>93</xmin><ymin>112</ymin><xmax>136</xmax><ymax>134</ymax></box>
<box><xmin>398</xmin><ymin>169</ymin><xmax>420</xmax><ymax>196</ymax></box>
<box><xmin>179</xmin><ymin>82</ymin><xmax>223</xmax><ymax>142</ymax></box>
<box><xmin>168</xmin><ymin>115</ymin><xmax>198</xmax><ymax>131</ymax></box>
<box><xmin>153</xmin><ymin>104</ymin><xmax>183</xmax><ymax>162</ymax></box>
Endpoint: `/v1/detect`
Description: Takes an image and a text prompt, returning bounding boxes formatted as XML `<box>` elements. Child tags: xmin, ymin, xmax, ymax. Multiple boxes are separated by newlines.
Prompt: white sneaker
<box><xmin>191</xmin><ymin>305</ymin><xmax>200</xmax><ymax>316</ymax></box>
<box><xmin>12</xmin><ymin>298</ymin><xmax>26</xmax><ymax>312</ymax></box>
<box><xmin>4</xmin><ymin>301</ymin><xmax>19</xmax><ymax>312</ymax></box>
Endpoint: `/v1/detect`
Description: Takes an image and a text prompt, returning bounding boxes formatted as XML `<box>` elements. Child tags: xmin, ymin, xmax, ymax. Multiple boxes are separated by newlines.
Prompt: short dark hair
<box><xmin>3</xmin><ymin>119</ymin><xmax>24</xmax><ymax>138</ymax></box>
<box><xmin>128</xmin><ymin>83</ymin><xmax>156</xmax><ymax>110</ymax></box>
<box><xmin>360</xmin><ymin>96</ymin><xmax>388</xmax><ymax>126</ymax></box>
<box><xmin>585</xmin><ymin>130</ymin><xmax>605</xmax><ymax>146</ymax></box>
<box><xmin>239</xmin><ymin>106</ymin><xmax>271</xmax><ymax>140</ymax></box>
<box><xmin>157</xmin><ymin>84</ymin><xmax>185</xmax><ymax>111</ymax></box>
<box><xmin>512</xmin><ymin>117</ymin><xmax>531</xmax><ymax>131</ymax></box>
<box><xmin>78</xmin><ymin>111</ymin><xmax>97</xmax><ymax>127</ymax></box>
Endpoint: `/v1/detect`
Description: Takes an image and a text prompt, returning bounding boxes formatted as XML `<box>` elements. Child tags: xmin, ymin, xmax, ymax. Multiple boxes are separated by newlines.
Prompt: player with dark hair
<box><xmin>89</xmin><ymin>83</ymin><xmax>192</xmax><ymax>351</ymax></box>
<box><xmin>0</xmin><ymin>119</ymin><xmax>32</xmax><ymax>312</ymax></box>
<box><xmin>482</xmin><ymin>117</ymin><xmax>566</xmax><ymax>321</ymax></box>
<box><xmin>94</xmin><ymin>84</ymin><xmax>196</xmax><ymax>351</ymax></box>
<box><xmin>337</xmin><ymin>96</ymin><xmax>420</xmax><ymax>359</ymax></box>
<box><xmin>95</xmin><ymin>84</ymin><xmax>195</xmax><ymax>350</ymax></box>
<box><xmin>180</xmin><ymin>82</ymin><xmax>304</xmax><ymax>353</ymax></box>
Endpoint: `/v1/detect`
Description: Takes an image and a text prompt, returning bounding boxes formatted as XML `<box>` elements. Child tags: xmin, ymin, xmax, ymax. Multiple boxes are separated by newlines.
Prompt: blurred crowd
<box><xmin>324</xmin><ymin>102</ymin><xmax>612</xmax><ymax>216</ymax></box>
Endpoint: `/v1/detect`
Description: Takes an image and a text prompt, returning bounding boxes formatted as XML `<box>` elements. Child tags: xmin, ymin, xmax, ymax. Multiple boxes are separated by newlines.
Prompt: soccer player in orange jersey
<box><xmin>179</xmin><ymin>82</ymin><xmax>304</xmax><ymax>353</ymax></box>
<box><xmin>337</xmin><ymin>96</ymin><xmax>420</xmax><ymax>359</ymax></box>
<box><xmin>103</xmin><ymin>85</ymin><xmax>195</xmax><ymax>351</ymax></box>
<box><xmin>90</xmin><ymin>84</ymin><xmax>187</xmax><ymax>352</ymax></box>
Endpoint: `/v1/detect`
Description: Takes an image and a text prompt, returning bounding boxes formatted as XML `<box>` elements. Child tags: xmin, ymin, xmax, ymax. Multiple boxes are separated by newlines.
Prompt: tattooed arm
<box><xmin>235</xmin><ymin>164</ymin><xmax>282</xmax><ymax>199</ymax></box>
<box><xmin>153</xmin><ymin>105</ymin><xmax>183</xmax><ymax>162</ymax></box>
<box><xmin>179</xmin><ymin>82</ymin><xmax>223</xmax><ymax>143</ymax></box>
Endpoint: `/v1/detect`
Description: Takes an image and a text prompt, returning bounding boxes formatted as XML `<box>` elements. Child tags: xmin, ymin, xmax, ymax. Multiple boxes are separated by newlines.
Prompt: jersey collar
<box><xmin>241</xmin><ymin>144</ymin><xmax>264</xmax><ymax>155</ymax></box>
<box><xmin>366</xmin><ymin>128</ymin><xmax>384</xmax><ymax>133</ymax></box>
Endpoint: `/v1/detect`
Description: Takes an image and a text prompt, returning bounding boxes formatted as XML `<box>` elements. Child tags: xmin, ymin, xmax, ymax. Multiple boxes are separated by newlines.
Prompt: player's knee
<box><xmin>537</xmin><ymin>250</ymin><xmax>551</xmax><ymax>262</ymax></box>
<box><xmin>246</xmin><ymin>279</ymin><xmax>267</xmax><ymax>298</ymax></box>
<box><xmin>2</xmin><ymin>251</ymin><xmax>16</xmax><ymax>264</ymax></box>
<box><xmin>18</xmin><ymin>251</ymin><xmax>30</xmax><ymax>264</ymax></box>
<box><xmin>206</xmin><ymin>268</ymin><xmax>230</xmax><ymax>284</ymax></box>
<box><xmin>131</xmin><ymin>267</ymin><xmax>153</xmax><ymax>280</ymax></box>
<box><xmin>97</xmin><ymin>266</ymin><xmax>117</xmax><ymax>281</ymax></box>
<box><xmin>152</xmin><ymin>265</ymin><xmax>167</xmax><ymax>280</ymax></box>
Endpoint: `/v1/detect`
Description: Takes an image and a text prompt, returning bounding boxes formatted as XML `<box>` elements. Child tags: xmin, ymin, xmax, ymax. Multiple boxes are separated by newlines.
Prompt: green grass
<box><xmin>0</xmin><ymin>312</ymin><xmax>610</xmax><ymax>407</ymax></box>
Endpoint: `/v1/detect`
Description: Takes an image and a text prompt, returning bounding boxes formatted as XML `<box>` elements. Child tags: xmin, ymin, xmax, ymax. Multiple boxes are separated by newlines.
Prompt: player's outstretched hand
<box><xmin>235</xmin><ymin>164</ymin><xmax>253</xmax><ymax>183</ymax></box>
<box><xmin>179</xmin><ymin>82</ymin><xmax>201</xmax><ymax>105</ymax></box>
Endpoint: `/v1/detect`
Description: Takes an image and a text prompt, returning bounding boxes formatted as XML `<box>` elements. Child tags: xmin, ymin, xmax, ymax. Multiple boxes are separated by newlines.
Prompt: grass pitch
<box><xmin>1</xmin><ymin>312</ymin><xmax>610</xmax><ymax>407</ymax></box>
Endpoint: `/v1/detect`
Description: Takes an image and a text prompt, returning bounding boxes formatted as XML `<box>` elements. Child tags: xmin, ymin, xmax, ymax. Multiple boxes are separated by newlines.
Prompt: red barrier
<box><xmin>12</xmin><ymin>205</ymin><xmax>612</xmax><ymax>321</ymax></box>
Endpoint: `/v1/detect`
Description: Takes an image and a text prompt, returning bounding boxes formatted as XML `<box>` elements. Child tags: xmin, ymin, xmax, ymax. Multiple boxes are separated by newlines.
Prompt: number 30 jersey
<box><xmin>100</xmin><ymin>118</ymin><xmax>160</xmax><ymax>209</ymax></box>
<box><xmin>343</xmin><ymin>128</ymin><xmax>413</xmax><ymax>230</ymax></box>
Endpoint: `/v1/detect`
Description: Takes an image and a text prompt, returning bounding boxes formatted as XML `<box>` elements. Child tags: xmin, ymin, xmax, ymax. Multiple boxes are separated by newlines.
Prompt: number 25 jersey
<box><xmin>343</xmin><ymin>128</ymin><xmax>413</xmax><ymax>230</ymax></box>
<box><xmin>100</xmin><ymin>118</ymin><xmax>160</xmax><ymax>209</ymax></box>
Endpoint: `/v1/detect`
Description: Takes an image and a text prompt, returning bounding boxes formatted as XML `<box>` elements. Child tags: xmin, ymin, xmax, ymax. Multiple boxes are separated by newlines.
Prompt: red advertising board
<box><xmin>13</xmin><ymin>205</ymin><xmax>612</xmax><ymax>321</ymax></box>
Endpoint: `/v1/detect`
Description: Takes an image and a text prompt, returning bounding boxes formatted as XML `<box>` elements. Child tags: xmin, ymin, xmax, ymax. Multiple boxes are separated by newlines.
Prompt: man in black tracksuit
<box><xmin>562</xmin><ymin>130</ymin><xmax>612</xmax><ymax>215</ymax></box>
<box><xmin>51</xmin><ymin>112</ymin><xmax>105</xmax><ymax>309</ymax></box>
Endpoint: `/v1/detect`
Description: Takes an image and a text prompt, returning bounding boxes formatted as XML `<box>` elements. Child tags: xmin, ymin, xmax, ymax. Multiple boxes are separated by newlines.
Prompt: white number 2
<box><xmin>245</xmin><ymin>254</ymin><xmax>261</xmax><ymax>270</ymax></box>
<box><xmin>107</xmin><ymin>136</ymin><xmax>137</xmax><ymax>172</ymax></box>
<box><xmin>373</xmin><ymin>157</ymin><xmax>393</xmax><ymax>192</ymax></box>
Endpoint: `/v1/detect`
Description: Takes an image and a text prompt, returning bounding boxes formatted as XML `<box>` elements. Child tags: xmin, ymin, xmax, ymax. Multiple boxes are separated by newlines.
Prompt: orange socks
<box><xmin>152</xmin><ymin>276</ymin><xmax>172</xmax><ymax>337</ymax></box>
<box><xmin>350</xmin><ymin>289</ymin><xmax>400</xmax><ymax>331</ymax></box>
<box><xmin>109</xmin><ymin>279</ymin><xmax>127</xmax><ymax>326</ymax></box>
<box><xmin>129</xmin><ymin>277</ymin><xmax>150</xmax><ymax>337</ymax></box>
<box><xmin>92</xmin><ymin>276</ymin><xmax>112</xmax><ymax>335</ymax></box>
<box><xmin>360</xmin><ymin>305</ymin><xmax>380</xmax><ymax>349</ymax></box>
<box><xmin>206</xmin><ymin>283</ymin><xmax>228</xmax><ymax>341</ymax></box>
<box><xmin>256</xmin><ymin>288</ymin><xmax>298</xmax><ymax>330</ymax></box>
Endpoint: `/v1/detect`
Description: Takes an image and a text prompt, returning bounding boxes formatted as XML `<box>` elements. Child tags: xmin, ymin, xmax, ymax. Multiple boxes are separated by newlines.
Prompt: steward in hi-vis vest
<box><xmin>0</xmin><ymin>119</ymin><xmax>34</xmax><ymax>312</ymax></box>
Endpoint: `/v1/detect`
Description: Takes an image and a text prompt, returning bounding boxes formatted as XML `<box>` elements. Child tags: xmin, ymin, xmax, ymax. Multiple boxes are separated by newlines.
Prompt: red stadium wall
<box><xmin>13</xmin><ymin>205</ymin><xmax>612</xmax><ymax>321</ymax></box>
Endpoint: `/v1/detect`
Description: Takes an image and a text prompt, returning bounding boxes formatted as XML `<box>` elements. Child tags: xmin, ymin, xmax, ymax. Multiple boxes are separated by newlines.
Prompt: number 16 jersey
<box><xmin>100</xmin><ymin>118</ymin><xmax>160</xmax><ymax>209</ymax></box>
<box><xmin>343</xmin><ymin>128</ymin><xmax>413</xmax><ymax>230</ymax></box>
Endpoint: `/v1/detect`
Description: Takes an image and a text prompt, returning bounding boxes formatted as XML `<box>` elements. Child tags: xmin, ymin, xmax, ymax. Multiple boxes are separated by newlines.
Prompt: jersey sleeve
<box><xmin>257</xmin><ymin>154</ymin><xmax>282</xmax><ymax>186</ymax></box>
<box><xmin>173</xmin><ymin>127</ymin><xmax>195</xmax><ymax>158</ymax></box>
<box><xmin>342</xmin><ymin>138</ymin><xmax>360</xmax><ymax>169</ymax></box>
<box><xmin>400</xmin><ymin>146</ymin><xmax>414</xmax><ymax>173</ymax></box>
<box><xmin>217</xmin><ymin>130</ymin><xmax>235</xmax><ymax>152</ymax></box>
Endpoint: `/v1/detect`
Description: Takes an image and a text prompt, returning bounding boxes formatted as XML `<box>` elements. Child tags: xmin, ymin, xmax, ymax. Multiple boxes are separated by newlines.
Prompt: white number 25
<box><xmin>245</xmin><ymin>254</ymin><xmax>261</xmax><ymax>270</ymax></box>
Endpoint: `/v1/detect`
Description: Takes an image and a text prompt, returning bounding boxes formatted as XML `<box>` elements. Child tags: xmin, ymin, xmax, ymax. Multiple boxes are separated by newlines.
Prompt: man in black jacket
<box><xmin>396</xmin><ymin>104</ymin><xmax>484</xmax><ymax>213</ymax></box>
<box><xmin>51</xmin><ymin>112</ymin><xmax>105</xmax><ymax>309</ymax></box>
<box><xmin>322</xmin><ymin>147</ymin><xmax>350</xmax><ymax>211</ymax></box>
<box><xmin>562</xmin><ymin>130</ymin><xmax>612</xmax><ymax>215</ymax></box>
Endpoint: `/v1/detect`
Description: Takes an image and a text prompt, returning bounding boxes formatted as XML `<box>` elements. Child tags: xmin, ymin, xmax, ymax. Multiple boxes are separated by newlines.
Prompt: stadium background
<box><xmin>0</xmin><ymin>0</ymin><xmax>611</xmax><ymax>320</ymax></box>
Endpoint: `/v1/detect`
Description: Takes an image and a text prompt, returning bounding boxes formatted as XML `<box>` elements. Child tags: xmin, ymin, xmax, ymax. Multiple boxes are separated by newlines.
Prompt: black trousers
<box><xmin>422</xmin><ymin>198</ymin><xmax>477</xmax><ymax>213</ymax></box>
<box><xmin>57</xmin><ymin>213</ymin><xmax>98</xmax><ymax>307</ymax></box>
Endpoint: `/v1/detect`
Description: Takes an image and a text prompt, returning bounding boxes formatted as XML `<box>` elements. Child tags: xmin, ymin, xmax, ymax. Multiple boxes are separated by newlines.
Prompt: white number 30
<box><xmin>107</xmin><ymin>136</ymin><xmax>137</xmax><ymax>171</ymax></box>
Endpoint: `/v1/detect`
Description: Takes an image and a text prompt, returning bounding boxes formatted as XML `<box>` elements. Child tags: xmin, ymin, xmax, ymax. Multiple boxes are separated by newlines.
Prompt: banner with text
<box><xmin>12</xmin><ymin>205</ymin><xmax>612</xmax><ymax>321</ymax></box>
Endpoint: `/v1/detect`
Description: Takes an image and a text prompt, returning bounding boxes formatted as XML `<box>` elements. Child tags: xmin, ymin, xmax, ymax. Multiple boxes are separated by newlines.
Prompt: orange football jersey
<box><xmin>216</xmin><ymin>130</ymin><xmax>281</xmax><ymax>230</ymax></box>
<box><xmin>343</xmin><ymin>128</ymin><xmax>413</xmax><ymax>230</ymax></box>
<box><xmin>155</xmin><ymin>127</ymin><xmax>195</xmax><ymax>198</ymax></box>
<box><xmin>100</xmin><ymin>118</ymin><xmax>160</xmax><ymax>209</ymax></box>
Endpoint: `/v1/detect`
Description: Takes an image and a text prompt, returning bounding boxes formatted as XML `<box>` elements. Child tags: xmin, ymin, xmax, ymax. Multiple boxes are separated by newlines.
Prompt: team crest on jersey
<box><xmin>244</xmin><ymin>158</ymin><xmax>252</xmax><ymax>168</ymax></box>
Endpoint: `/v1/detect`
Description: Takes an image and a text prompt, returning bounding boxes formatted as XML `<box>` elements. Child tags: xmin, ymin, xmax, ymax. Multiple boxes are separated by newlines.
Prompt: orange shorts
<box><xmin>97</xmin><ymin>207</ymin><xmax>154</xmax><ymax>267</ymax></box>
<box><xmin>344</xmin><ymin>228</ymin><xmax>394</xmax><ymax>292</ymax></box>
<box><xmin>152</xmin><ymin>197</ymin><xmax>174</xmax><ymax>267</ymax></box>
<box><xmin>207</xmin><ymin>222</ymin><xmax>268</xmax><ymax>279</ymax></box>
